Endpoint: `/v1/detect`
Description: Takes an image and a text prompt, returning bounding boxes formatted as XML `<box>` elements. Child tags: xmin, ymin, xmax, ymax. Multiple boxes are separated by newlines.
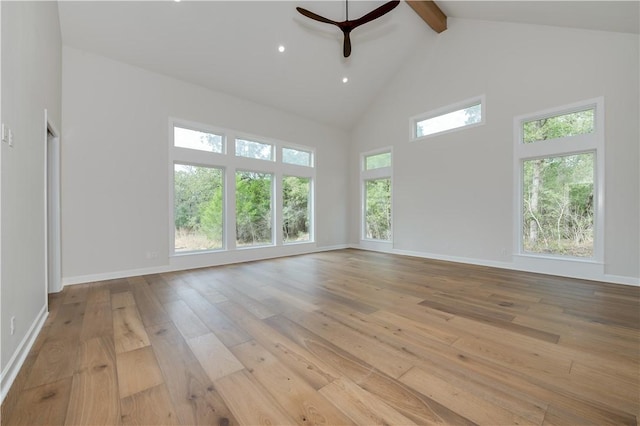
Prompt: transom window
<box><xmin>174</xmin><ymin>126</ymin><xmax>224</xmax><ymax>153</ymax></box>
<box><xmin>235</xmin><ymin>138</ymin><xmax>273</xmax><ymax>161</ymax></box>
<box><xmin>411</xmin><ymin>95</ymin><xmax>484</xmax><ymax>140</ymax></box>
<box><xmin>283</xmin><ymin>147</ymin><xmax>312</xmax><ymax>167</ymax></box>
<box><xmin>365</xmin><ymin>152</ymin><xmax>391</xmax><ymax>170</ymax></box>
<box><xmin>523</xmin><ymin>109</ymin><xmax>594</xmax><ymax>144</ymax></box>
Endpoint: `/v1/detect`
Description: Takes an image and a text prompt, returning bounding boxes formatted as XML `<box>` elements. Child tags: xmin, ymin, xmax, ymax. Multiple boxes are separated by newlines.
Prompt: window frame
<box><xmin>360</xmin><ymin>148</ymin><xmax>393</xmax><ymax>244</ymax></box>
<box><xmin>513</xmin><ymin>97</ymin><xmax>605</xmax><ymax>268</ymax></box>
<box><xmin>169</xmin><ymin>118</ymin><xmax>316</xmax><ymax>257</ymax></box>
<box><xmin>410</xmin><ymin>95</ymin><xmax>485</xmax><ymax>141</ymax></box>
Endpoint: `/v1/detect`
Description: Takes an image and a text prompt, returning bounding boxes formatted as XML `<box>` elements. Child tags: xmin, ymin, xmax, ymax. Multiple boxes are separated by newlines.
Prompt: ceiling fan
<box><xmin>296</xmin><ymin>0</ymin><xmax>401</xmax><ymax>58</ymax></box>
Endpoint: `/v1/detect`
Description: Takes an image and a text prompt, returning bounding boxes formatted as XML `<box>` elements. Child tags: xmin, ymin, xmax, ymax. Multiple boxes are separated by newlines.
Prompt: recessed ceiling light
<box><xmin>342</xmin><ymin>77</ymin><xmax>349</xmax><ymax>84</ymax></box>
<box><xmin>174</xmin><ymin>0</ymin><xmax>181</xmax><ymax>2</ymax></box>
<box><xmin>278</xmin><ymin>45</ymin><xmax>286</xmax><ymax>53</ymax></box>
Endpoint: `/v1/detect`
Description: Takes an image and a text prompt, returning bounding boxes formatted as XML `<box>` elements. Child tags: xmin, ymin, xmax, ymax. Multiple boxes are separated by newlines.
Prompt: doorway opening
<box><xmin>45</xmin><ymin>114</ymin><xmax>61</xmax><ymax>294</ymax></box>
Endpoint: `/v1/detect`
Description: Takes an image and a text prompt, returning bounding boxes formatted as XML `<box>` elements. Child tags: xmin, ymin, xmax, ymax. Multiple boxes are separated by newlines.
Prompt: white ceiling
<box><xmin>58</xmin><ymin>1</ymin><xmax>639</xmax><ymax>130</ymax></box>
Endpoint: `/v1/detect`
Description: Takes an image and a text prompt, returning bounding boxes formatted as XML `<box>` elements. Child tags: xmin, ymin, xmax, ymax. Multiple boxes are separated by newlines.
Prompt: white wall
<box><xmin>61</xmin><ymin>46</ymin><xmax>350</xmax><ymax>283</ymax></box>
<box><xmin>351</xmin><ymin>18</ymin><xmax>639</xmax><ymax>283</ymax></box>
<box><xmin>1</xmin><ymin>1</ymin><xmax>62</xmax><ymax>395</ymax></box>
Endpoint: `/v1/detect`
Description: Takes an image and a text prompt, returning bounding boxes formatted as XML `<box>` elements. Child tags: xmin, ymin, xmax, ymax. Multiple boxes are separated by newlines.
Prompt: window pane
<box><xmin>283</xmin><ymin>176</ymin><xmax>310</xmax><ymax>243</ymax></box>
<box><xmin>522</xmin><ymin>153</ymin><xmax>594</xmax><ymax>257</ymax></box>
<box><xmin>523</xmin><ymin>109</ymin><xmax>594</xmax><ymax>144</ymax></box>
<box><xmin>174</xmin><ymin>126</ymin><xmax>223</xmax><ymax>153</ymax></box>
<box><xmin>416</xmin><ymin>103</ymin><xmax>481</xmax><ymax>137</ymax></box>
<box><xmin>365</xmin><ymin>152</ymin><xmax>391</xmax><ymax>170</ymax></box>
<box><xmin>235</xmin><ymin>138</ymin><xmax>273</xmax><ymax>161</ymax></box>
<box><xmin>236</xmin><ymin>171</ymin><xmax>273</xmax><ymax>247</ymax></box>
<box><xmin>283</xmin><ymin>147</ymin><xmax>312</xmax><ymax>167</ymax></box>
<box><xmin>365</xmin><ymin>178</ymin><xmax>391</xmax><ymax>241</ymax></box>
<box><xmin>174</xmin><ymin>164</ymin><xmax>223</xmax><ymax>252</ymax></box>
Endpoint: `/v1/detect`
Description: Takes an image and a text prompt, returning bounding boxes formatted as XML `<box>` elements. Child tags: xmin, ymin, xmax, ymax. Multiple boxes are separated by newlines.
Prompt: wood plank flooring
<box><xmin>2</xmin><ymin>249</ymin><xmax>639</xmax><ymax>425</ymax></box>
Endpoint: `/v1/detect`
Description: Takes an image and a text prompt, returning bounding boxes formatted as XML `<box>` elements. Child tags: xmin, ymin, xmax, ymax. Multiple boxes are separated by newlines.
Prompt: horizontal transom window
<box><xmin>411</xmin><ymin>95</ymin><xmax>485</xmax><ymax>140</ymax></box>
<box><xmin>283</xmin><ymin>147</ymin><xmax>313</xmax><ymax>167</ymax></box>
<box><xmin>235</xmin><ymin>138</ymin><xmax>274</xmax><ymax>161</ymax></box>
<box><xmin>174</xmin><ymin>126</ymin><xmax>224</xmax><ymax>153</ymax></box>
<box><xmin>522</xmin><ymin>108</ymin><xmax>595</xmax><ymax>144</ymax></box>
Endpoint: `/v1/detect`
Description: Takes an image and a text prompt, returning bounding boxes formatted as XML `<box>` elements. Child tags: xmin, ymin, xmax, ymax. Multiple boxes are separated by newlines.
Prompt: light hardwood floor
<box><xmin>2</xmin><ymin>249</ymin><xmax>639</xmax><ymax>425</ymax></box>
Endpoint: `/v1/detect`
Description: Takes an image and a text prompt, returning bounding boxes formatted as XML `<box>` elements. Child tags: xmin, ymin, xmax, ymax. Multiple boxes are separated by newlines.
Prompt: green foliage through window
<box><xmin>522</xmin><ymin>153</ymin><xmax>594</xmax><ymax>257</ymax></box>
<box><xmin>365</xmin><ymin>152</ymin><xmax>391</xmax><ymax>170</ymax></box>
<box><xmin>365</xmin><ymin>178</ymin><xmax>391</xmax><ymax>240</ymax></box>
<box><xmin>523</xmin><ymin>109</ymin><xmax>594</xmax><ymax>144</ymax></box>
<box><xmin>283</xmin><ymin>176</ymin><xmax>310</xmax><ymax>243</ymax></box>
<box><xmin>236</xmin><ymin>171</ymin><xmax>273</xmax><ymax>247</ymax></box>
<box><xmin>174</xmin><ymin>164</ymin><xmax>223</xmax><ymax>252</ymax></box>
<box><xmin>283</xmin><ymin>148</ymin><xmax>312</xmax><ymax>167</ymax></box>
<box><xmin>235</xmin><ymin>139</ymin><xmax>273</xmax><ymax>161</ymax></box>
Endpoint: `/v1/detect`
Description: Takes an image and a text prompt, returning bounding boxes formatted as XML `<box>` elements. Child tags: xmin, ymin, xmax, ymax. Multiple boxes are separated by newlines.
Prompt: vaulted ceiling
<box><xmin>58</xmin><ymin>1</ymin><xmax>639</xmax><ymax>130</ymax></box>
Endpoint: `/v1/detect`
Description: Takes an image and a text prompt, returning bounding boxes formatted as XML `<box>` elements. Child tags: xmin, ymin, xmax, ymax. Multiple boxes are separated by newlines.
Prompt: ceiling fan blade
<box><xmin>296</xmin><ymin>7</ymin><xmax>339</xmax><ymax>26</ymax></box>
<box><xmin>350</xmin><ymin>0</ymin><xmax>400</xmax><ymax>29</ymax></box>
<box><xmin>343</xmin><ymin>31</ymin><xmax>352</xmax><ymax>57</ymax></box>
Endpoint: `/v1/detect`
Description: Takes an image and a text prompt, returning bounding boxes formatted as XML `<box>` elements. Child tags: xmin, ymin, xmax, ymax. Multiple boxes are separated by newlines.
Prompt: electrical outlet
<box><xmin>10</xmin><ymin>316</ymin><xmax>15</xmax><ymax>335</ymax></box>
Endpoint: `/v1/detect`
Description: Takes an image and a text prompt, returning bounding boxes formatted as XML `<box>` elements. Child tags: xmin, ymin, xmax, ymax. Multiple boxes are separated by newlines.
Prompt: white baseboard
<box><xmin>351</xmin><ymin>244</ymin><xmax>639</xmax><ymax>287</ymax></box>
<box><xmin>602</xmin><ymin>274</ymin><xmax>640</xmax><ymax>287</ymax></box>
<box><xmin>62</xmin><ymin>265</ymin><xmax>173</xmax><ymax>287</ymax></box>
<box><xmin>61</xmin><ymin>243</ymin><xmax>350</xmax><ymax>287</ymax></box>
<box><xmin>390</xmin><ymin>247</ymin><xmax>514</xmax><ymax>270</ymax></box>
<box><xmin>1</xmin><ymin>304</ymin><xmax>48</xmax><ymax>403</ymax></box>
<box><xmin>61</xmin><ymin>243</ymin><xmax>640</xmax><ymax>289</ymax></box>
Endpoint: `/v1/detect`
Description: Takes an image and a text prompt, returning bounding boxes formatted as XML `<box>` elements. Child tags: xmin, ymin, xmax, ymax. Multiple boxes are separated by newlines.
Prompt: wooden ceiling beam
<box><xmin>406</xmin><ymin>0</ymin><xmax>447</xmax><ymax>33</ymax></box>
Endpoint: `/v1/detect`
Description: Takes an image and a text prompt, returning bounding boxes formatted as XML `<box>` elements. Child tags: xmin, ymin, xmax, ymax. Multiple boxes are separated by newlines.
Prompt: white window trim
<box><xmin>512</xmin><ymin>97</ymin><xmax>605</xmax><ymax>277</ymax></box>
<box><xmin>360</xmin><ymin>147</ymin><xmax>393</xmax><ymax>244</ymax></box>
<box><xmin>410</xmin><ymin>95</ymin><xmax>486</xmax><ymax>141</ymax></box>
<box><xmin>169</xmin><ymin>117</ymin><xmax>316</xmax><ymax>259</ymax></box>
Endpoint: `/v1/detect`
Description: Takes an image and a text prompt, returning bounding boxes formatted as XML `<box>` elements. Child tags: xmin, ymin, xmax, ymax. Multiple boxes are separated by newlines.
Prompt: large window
<box><xmin>515</xmin><ymin>98</ymin><xmax>603</xmax><ymax>261</ymax></box>
<box><xmin>365</xmin><ymin>178</ymin><xmax>391</xmax><ymax>240</ymax></box>
<box><xmin>170</xmin><ymin>119</ymin><xmax>315</xmax><ymax>255</ymax></box>
<box><xmin>236</xmin><ymin>171</ymin><xmax>273</xmax><ymax>247</ymax></box>
<box><xmin>174</xmin><ymin>164</ymin><xmax>224</xmax><ymax>252</ymax></box>
<box><xmin>283</xmin><ymin>176</ymin><xmax>311</xmax><ymax>243</ymax></box>
<box><xmin>361</xmin><ymin>149</ymin><xmax>392</xmax><ymax>242</ymax></box>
